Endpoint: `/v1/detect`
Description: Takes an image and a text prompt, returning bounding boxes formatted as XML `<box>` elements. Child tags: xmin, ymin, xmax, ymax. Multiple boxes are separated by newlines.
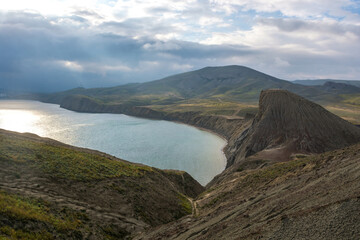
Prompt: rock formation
<box><xmin>227</xmin><ymin>89</ymin><xmax>360</xmax><ymax>167</ymax></box>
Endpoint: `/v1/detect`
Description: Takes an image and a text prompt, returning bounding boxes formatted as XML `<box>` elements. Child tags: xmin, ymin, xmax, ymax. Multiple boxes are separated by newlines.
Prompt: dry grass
<box><xmin>149</xmin><ymin>99</ymin><xmax>257</xmax><ymax>117</ymax></box>
<box><xmin>325</xmin><ymin>104</ymin><xmax>360</xmax><ymax>124</ymax></box>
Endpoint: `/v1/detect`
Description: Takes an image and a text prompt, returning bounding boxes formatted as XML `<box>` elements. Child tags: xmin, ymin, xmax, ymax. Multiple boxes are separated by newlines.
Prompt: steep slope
<box><xmin>0</xmin><ymin>129</ymin><xmax>203</xmax><ymax>239</ymax></box>
<box><xmin>138</xmin><ymin>143</ymin><xmax>360</xmax><ymax>240</ymax></box>
<box><xmin>226</xmin><ymin>90</ymin><xmax>360</xmax><ymax>167</ymax></box>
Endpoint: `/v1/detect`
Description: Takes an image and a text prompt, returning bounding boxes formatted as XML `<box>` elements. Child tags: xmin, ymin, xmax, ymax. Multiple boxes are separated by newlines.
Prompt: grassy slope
<box><xmin>0</xmin><ymin>191</ymin><xmax>84</xmax><ymax>240</ymax></box>
<box><xmin>1</xmin><ymin>132</ymin><xmax>153</xmax><ymax>181</ymax></box>
<box><xmin>0</xmin><ymin>130</ymin><xmax>203</xmax><ymax>239</ymax></box>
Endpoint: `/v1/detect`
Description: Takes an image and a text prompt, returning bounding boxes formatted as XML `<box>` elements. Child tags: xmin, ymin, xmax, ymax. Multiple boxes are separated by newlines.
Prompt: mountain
<box><xmin>39</xmin><ymin>65</ymin><xmax>358</xmax><ymax>106</ymax></box>
<box><xmin>137</xmin><ymin>65</ymin><xmax>296</xmax><ymax>100</ymax></box>
<box><xmin>294</xmin><ymin>79</ymin><xmax>360</xmax><ymax>88</ymax></box>
<box><xmin>0</xmin><ymin>129</ymin><xmax>203</xmax><ymax>239</ymax></box>
<box><xmin>225</xmin><ymin>89</ymin><xmax>360</xmax><ymax>168</ymax></box>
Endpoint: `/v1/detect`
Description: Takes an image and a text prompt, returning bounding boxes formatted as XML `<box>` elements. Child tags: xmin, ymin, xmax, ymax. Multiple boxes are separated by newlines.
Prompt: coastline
<box><xmin>1</xmin><ymin>99</ymin><xmax>233</xmax><ymax>185</ymax></box>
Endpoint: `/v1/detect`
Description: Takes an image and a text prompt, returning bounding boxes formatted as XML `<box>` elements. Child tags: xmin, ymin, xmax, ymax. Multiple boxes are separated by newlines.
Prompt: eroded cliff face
<box><xmin>225</xmin><ymin>90</ymin><xmax>360</xmax><ymax>168</ymax></box>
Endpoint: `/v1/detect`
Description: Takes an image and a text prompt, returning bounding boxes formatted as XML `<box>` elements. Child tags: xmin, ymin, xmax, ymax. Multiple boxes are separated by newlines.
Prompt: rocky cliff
<box><xmin>226</xmin><ymin>89</ymin><xmax>360</xmax><ymax>167</ymax></box>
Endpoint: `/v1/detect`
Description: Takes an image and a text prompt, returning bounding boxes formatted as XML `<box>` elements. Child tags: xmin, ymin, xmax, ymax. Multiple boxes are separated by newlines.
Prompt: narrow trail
<box><xmin>184</xmin><ymin>196</ymin><xmax>198</xmax><ymax>217</ymax></box>
<box><xmin>180</xmin><ymin>173</ymin><xmax>198</xmax><ymax>217</ymax></box>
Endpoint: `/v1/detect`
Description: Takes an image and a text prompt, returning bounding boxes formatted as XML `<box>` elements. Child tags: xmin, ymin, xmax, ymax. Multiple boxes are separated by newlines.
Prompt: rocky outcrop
<box><xmin>226</xmin><ymin>89</ymin><xmax>360</xmax><ymax>167</ymax></box>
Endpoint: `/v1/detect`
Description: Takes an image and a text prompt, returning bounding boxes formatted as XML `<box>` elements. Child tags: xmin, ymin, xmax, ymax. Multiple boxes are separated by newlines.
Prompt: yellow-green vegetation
<box><xmin>0</xmin><ymin>190</ymin><xmax>82</xmax><ymax>239</ymax></box>
<box><xmin>341</xmin><ymin>94</ymin><xmax>360</xmax><ymax>105</ymax></box>
<box><xmin>0</xmin><ymin>133</ymin><xmax>153</xmax><ymax>181</ymax></box>
<box><xmin>0</xmin><ymin>226</ymin><xmax>52</xmax><ymax>240</ymax></box>
<box><xmin>325</xmin><ymin>104</ymin><xmax>360</xmax><ymax>124</ymax></box>
<box><xmin>177</xmin><ymin>193</ymin><xmax>192</xmax><ymax>215</ymax></box>
<box><xmin>150</xmin><ymin>99</ymin><xmax>257</xmax><ymax>117</ymax></box>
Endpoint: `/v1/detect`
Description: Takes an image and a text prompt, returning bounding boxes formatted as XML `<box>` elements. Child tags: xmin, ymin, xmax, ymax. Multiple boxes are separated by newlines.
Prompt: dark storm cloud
<box><xmin>0</xmin><ymin>11</ymin><xmax>254</xmax><ymax>92</ymax></box>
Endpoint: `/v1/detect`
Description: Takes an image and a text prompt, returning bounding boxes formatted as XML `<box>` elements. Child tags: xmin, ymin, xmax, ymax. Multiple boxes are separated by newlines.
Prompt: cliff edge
<box><xmin>227</xmin><ymin>89</ymin><xmax>360</xmax><ymax>167</ymax></box>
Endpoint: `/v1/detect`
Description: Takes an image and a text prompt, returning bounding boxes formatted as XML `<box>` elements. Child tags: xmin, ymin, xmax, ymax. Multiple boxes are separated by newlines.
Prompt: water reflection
<box><xmin>0</xmin><ymin>109</ymin><xmax>44</xmax><ymax>135</ymax></box>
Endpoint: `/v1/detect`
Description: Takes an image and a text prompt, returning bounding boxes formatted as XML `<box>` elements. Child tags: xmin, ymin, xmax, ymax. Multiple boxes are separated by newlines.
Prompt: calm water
<box><xmin>0</xmin><ymin>100</ymin><xmax>226</xmax><ymax>185</ymax></box>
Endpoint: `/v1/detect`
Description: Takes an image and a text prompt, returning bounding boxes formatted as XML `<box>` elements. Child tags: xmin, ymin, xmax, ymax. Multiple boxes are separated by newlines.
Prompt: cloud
<box><xmin>0</xmin><ymin>1</ymin><xmax>359</xmax><ymax>92</ymax></box>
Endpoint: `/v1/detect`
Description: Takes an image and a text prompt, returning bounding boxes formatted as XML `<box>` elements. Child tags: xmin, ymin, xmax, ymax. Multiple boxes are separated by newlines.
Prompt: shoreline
<box><xmin>171</xmin><ymin>119</ymin><xmax>229</xmax><ymax>171</ymax></box>
<box><xmin>1</xmin><ymin>99</ymin><xmax>232</xmax><ymax>185</ymax></box>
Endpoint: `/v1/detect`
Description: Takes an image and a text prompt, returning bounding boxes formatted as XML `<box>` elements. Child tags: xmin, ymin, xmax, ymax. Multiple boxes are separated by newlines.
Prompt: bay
<box><xmin>0</xmin><ymin>100</ymin><xmax>226</xmax><ymax>185</ymax></box>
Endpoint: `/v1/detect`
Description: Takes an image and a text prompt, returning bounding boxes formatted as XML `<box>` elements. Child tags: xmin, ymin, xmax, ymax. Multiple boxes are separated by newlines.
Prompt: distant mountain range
<box><xmin>39</xmin><ymin>65</ymin><xmax>360</xmax><ymax>106</ymax></box>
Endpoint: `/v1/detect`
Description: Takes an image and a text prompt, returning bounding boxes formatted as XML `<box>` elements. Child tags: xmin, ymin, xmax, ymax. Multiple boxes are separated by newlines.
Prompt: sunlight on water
<box><xmin>0</xmin><ymin>109</ymin><xmax>44</xmax><ymax>135</ymax></box>
<box><xmin>0</xmin><ymin>100</ymin><xmax>226</xmax><ymax>185</ymax></box>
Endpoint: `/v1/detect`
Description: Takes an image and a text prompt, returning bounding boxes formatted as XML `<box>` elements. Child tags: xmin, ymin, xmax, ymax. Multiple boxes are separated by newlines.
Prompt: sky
<box><xmin>0</xmin><ymin>0</ymin><xmax>359</xmax><ymax>92</ymax></box>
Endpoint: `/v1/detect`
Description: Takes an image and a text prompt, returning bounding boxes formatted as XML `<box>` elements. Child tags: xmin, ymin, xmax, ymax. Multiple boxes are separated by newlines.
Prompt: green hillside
<box><xmin>42</xmin><ymin>65</ymin><xmax>341</xmax><ymax>104</ymax></box>
<box><xmin>35</xmin><ymin>65</ymin><xmax>360</xmax><ymax>123</ymax></box>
